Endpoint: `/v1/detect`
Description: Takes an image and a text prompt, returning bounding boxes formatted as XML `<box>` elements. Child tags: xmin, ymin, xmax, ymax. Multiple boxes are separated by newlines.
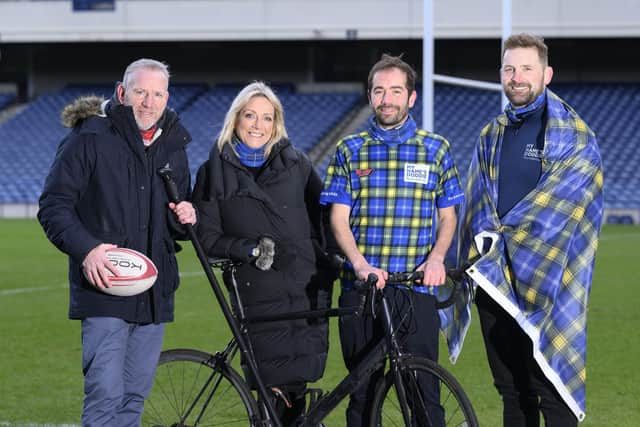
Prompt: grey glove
<box><xmin>254</xmin><ymin>236</ymin><xmax>276</xmax><ymax>271</ymax></box>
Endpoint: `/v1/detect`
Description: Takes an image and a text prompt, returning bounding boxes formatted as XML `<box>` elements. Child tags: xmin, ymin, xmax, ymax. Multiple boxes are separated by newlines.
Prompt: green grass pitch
<box><xmin>0</xmin><ymin>219</ymin><xmax>638</xmax><ymax>425</ymax></box>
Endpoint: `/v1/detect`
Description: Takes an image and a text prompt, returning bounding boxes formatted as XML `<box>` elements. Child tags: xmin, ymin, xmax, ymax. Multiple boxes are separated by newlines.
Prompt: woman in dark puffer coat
<box><xmin>192</xmin><ymin>81</ymin><xmax>336</xmax><ymax>426</ymax></box>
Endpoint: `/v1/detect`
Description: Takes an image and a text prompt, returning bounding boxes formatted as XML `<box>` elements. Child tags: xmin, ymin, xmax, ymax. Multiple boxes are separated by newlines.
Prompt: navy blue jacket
<box><xmin>38</xmin><ymin>96</ymin><xmax>192</xmax><ymax>323</ymax></box>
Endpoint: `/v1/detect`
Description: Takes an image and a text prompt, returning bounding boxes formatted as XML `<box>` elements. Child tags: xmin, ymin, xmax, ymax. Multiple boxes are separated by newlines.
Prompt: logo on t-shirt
<box><xmin>404</xmin><ymin>163</ymin><xmax>430</xmax><ymax>184</ymax></box>
<box><xmin>523</xmin><ymin>144</ymin><xmax>543</xmax><ymax>161</ymax></box>
<box><xmin>356</xmin><ymin>168</ymin><xmax>374</xmax><ymax>177</ymax></box>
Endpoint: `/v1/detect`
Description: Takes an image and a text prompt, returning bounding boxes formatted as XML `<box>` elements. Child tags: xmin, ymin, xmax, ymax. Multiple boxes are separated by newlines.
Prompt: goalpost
<box><xmin>421</xmin><ymin>0</ymin><xmax>510</xmax><ymax>131</ymax></box>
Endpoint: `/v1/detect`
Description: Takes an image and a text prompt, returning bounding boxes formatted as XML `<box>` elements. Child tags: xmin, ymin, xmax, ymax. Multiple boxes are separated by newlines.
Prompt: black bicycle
<box><xmin>144</xmin><ymin>167</ymin><xmax>479</xmax><ymax>426</ymax></box>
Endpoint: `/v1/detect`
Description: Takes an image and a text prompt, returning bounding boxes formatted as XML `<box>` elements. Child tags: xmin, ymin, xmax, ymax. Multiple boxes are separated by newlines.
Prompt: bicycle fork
<box><xmin>378</xmin><ymin>294</ymin><xmax>413</xmax><ymax>425</ymax></box>
<box><xmin>380</xmin><ymin>293</ymin><xmax>431</xmax><ymax>426</ymax></box>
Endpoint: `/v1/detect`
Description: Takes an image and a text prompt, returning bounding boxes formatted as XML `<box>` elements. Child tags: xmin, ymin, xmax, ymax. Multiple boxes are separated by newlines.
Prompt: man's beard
<box><xmin>504</xmin><ymin>81</ymin><xmax>543</xmax><ymax>108</ymax></box>
<box><xmin>135</xmin><ymin>117</ymin><xmax>158</xmax><ymax>131</ymax></box>
<box><xmin>375</xmin><ymin>104</ymin><xmax>409</xmax><ymax>128</ymax></box>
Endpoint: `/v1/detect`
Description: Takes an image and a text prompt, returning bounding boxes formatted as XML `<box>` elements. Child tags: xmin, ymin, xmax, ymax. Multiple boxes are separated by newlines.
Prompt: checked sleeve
<box><xmin>320</xmin><ymin>143</ymin><xmax>352</xmax><ymax>206</ymax></box>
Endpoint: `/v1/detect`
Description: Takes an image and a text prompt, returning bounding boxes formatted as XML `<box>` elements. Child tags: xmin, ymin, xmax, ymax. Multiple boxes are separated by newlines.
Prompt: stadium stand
<box><xmin>0</xmin><ymin>83</ymin><xmax>360</xmax><ymax>203</ymax></box>
<box><xmin>0</xmin><ymin>83</ymin><xmax>207</xmax><ymax>204</ymax></box>
<box><xmin>552</xmin><ymin>83</ymin><xmax>640</xmax><ymax>210</ymax></box>
<box><xmin>0</xmin><ymin>81</ymin><xmax>637</xmax><ymax>218</ymax></box>
<box><xmin>0</xmin><ymin>93</ymin><xmax>15</xmax><ymax>111</ymax></box>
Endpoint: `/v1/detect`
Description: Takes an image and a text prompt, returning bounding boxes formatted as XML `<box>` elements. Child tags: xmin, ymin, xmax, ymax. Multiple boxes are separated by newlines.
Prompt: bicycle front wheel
<box><xmin>370</xmin><ymin>356</ymin><xmax>478</xmax><ymax>427</ymax></box>
<box><xmin>142</xmin><ymin>348</ymin><xmax>260</xmax><ymax>426</ymax></box>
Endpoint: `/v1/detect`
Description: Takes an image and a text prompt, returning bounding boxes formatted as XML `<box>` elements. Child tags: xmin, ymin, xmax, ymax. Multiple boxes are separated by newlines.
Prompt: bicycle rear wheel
<box><xmin>370</xmin><ymin>356</ymin><xmax>478</xmax><ymax>427</ymax></box>
<box><xmin>142</xmin><ymin>348</ymin><xmax>260</xmax><ymax>426</ymax></box>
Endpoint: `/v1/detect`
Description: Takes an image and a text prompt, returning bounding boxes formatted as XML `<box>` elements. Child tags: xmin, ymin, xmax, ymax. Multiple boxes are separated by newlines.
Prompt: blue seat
<box><xmin>0</xmin><ymin>93</ymin><xmax>16</xmax><ymax>111</ymax></box>
<box><xmin>1</xmin><ymin>82</ymin><xmax>638</xmax><ymax>209</ymax></box>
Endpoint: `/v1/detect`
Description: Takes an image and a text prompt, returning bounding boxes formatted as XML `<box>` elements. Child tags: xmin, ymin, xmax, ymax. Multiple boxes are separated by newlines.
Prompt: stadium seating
<box><xmin>0</xmin><ymin>83</ymin><xmax>207</xmax><ymax>203</ymax></box>
<box><xmin>0</xmin><ymin>82</ymin><xmax>637</xmax><ymax>212</ymax></box>
<box><xmin>552</xmin><ymin>83</ymin><xmax>640</xmax><ymax>209</ymax></box>
<box><xmin>0</xmin><ymin>84</ymin><xmax>359</xmax><ymax>203</ymax></box>
<box><xmin>0</xmin><ymin>93</ymin><xmax>15</xmax><ymax>111</ymax></box>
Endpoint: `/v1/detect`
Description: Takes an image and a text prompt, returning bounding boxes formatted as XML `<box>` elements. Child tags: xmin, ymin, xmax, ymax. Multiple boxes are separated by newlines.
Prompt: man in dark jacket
<box><xmin>38</xmin><ymin>58</ymin><xmax>196</xmax><ymax>427</ymax></box>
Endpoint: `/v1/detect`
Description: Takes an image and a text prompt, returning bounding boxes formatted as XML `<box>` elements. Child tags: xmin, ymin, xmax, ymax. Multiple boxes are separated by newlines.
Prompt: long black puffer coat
<box><xmin>192</xmin><ymin>139</ymin><xmax>334</xmax><ymax>388</ymax></box>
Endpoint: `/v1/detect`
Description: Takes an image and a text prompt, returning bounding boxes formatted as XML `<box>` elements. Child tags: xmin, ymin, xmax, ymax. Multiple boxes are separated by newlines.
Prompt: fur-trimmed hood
<box><xmin>60</xmin><ymin>95</ymin><xmax>106</xmax><ymax>128</ymax></box>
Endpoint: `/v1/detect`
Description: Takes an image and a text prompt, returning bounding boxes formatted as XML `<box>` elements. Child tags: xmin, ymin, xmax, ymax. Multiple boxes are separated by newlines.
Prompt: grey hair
<box><xmin>121</xmin><ymin>58</ymin><xmax>170</xmax><ymax>89</ymax></box>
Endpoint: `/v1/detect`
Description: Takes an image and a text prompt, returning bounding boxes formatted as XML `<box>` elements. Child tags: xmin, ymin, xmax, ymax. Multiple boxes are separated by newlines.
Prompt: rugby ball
<box><xmin>99</xmin><ymin>248</ymin><xmax>158</xmax><ymax>297</ymax></box>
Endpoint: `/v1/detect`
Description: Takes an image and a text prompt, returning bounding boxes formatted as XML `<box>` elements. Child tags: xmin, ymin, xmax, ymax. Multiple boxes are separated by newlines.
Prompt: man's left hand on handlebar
<box><xmin>353</xmin><ymin>259</ymin><xmax>388</xmax><ymax>290</ymax></box>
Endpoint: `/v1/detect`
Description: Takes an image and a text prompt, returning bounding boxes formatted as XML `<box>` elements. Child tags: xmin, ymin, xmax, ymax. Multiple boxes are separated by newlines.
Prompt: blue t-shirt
<box><xmin>498</xmin><ymin>97</ymin><xmax>547</xmax><ymax>218</ymax></box>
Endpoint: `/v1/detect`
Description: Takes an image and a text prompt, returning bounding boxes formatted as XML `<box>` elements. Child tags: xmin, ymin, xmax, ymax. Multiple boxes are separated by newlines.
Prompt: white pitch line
<box><xmin>0</xmin><ymin>271</ymin><xmax>205</xmax><ymax>297</ymax></box>
<box><xmin>0</xmin><ymin>284</ymin><xmax>67</xmax><ymax>296</ymax></box>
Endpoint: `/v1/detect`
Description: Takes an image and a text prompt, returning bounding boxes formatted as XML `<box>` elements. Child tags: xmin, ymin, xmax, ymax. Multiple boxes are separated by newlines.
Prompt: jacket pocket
<box><xmin>160</xmin><ymin>237</ymin><xmax>180</xmax><ymax>296</ymax></box>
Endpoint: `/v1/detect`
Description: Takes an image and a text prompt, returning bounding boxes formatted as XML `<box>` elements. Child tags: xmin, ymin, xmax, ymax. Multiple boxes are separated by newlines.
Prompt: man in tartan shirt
<box><xmin>320</xmin><ymin>54</ymin><xmax>464</xmax><ymax>427</ymax></box>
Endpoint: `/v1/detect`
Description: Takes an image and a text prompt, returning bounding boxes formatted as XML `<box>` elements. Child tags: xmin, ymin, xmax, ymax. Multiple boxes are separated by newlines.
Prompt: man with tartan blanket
<box><xmin>321</xmin><ymin>54</ymin><xmax>465</xmax><ymax>427</ymax></box>
<box><xmin>459</xmin><ymin>33</ymin><xmax>604</xmax><ymax>426</ymax></box>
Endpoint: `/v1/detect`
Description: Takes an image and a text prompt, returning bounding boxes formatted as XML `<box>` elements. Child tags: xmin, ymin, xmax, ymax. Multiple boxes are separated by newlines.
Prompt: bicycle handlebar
<box><xmin>387</xmin><ymin>270</ymin><xmax>424</xmax><ymax>283</ymax></box>
<box><xmin>353</xmin><ymin>263</ymin><xmax>474</xmax><ymax>310</ymax></box>
<box><xmin>211</xmin><ymin>255</ymin><xmax>475</xmax><ymax>313</ymax></box>
<box><xmin>211</xmin><ymin>252</ymin><xmax>477</xmax><ymax>314</ymax></box>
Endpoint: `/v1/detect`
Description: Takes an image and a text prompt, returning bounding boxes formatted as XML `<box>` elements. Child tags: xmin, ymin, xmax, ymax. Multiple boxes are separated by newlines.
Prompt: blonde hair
<box><xmin>217</xmin><ymin>81</ymin><xmax>288</xmax><ymax>157</ymax></box>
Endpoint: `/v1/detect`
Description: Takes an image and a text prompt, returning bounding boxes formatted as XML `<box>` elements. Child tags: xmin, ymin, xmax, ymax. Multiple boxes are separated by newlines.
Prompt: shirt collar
<box><xmin>368</xmin><ymin>114</ymin><xmax>417</xmax><ymax>145</ymax></box>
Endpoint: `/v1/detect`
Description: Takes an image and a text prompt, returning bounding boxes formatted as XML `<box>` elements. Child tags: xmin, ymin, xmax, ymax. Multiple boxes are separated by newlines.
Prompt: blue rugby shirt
<box><xmin>320</xmin><ymin>115</ymin><xmax>465</xmax><ymax>293</ymax></box>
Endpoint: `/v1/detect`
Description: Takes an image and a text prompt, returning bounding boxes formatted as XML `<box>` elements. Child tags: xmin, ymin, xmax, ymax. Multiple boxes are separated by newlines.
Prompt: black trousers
<box><xmin>339</xmin><ymin>287</ymin><xmax>443</xmax><ymax>427</ymax></box>
<box><xmin>475</xmin><ymin>288</ymin><xmax>578</xmax><ymax>427</ymax></box>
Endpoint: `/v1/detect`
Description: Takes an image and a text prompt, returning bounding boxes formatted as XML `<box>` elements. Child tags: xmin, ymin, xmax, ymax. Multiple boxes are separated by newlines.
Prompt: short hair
<box><xmin>367</xmin><ymin>53</ymin><xmax>417</xmax><ymax>93</ymax></box>
<box><xmin>121</xmin><ymin>58</ymin><xmax>170</xmax><ymax>89</ymax></box>
<box><xmin>502</xmin><ymin>33</ymin><xmax>549</xmax><ymax>67</ymax></box>
<box><xmin>217</xmin><ymin>81</ymin><xmax>288</xmax><ymax>157</ymax></box>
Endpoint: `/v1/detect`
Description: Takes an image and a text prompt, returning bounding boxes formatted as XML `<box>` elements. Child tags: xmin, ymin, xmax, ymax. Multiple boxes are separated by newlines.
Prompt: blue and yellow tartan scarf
<box><xmin>449</xmin><ymin>89</ymin><xmax>603</xmax><ymax>421</ymax></box>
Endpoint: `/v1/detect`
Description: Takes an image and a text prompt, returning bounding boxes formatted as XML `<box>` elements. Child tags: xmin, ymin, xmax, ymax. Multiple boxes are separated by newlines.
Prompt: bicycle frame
<box><xmin>224</xmin><ymin>264</ymin><xmax>433</xmax><ymax>426</ymax></box>
<box><xmin>159</xmin><ymin>165</ymin><xmax>477</xmax><ymax>427</ymax></box>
